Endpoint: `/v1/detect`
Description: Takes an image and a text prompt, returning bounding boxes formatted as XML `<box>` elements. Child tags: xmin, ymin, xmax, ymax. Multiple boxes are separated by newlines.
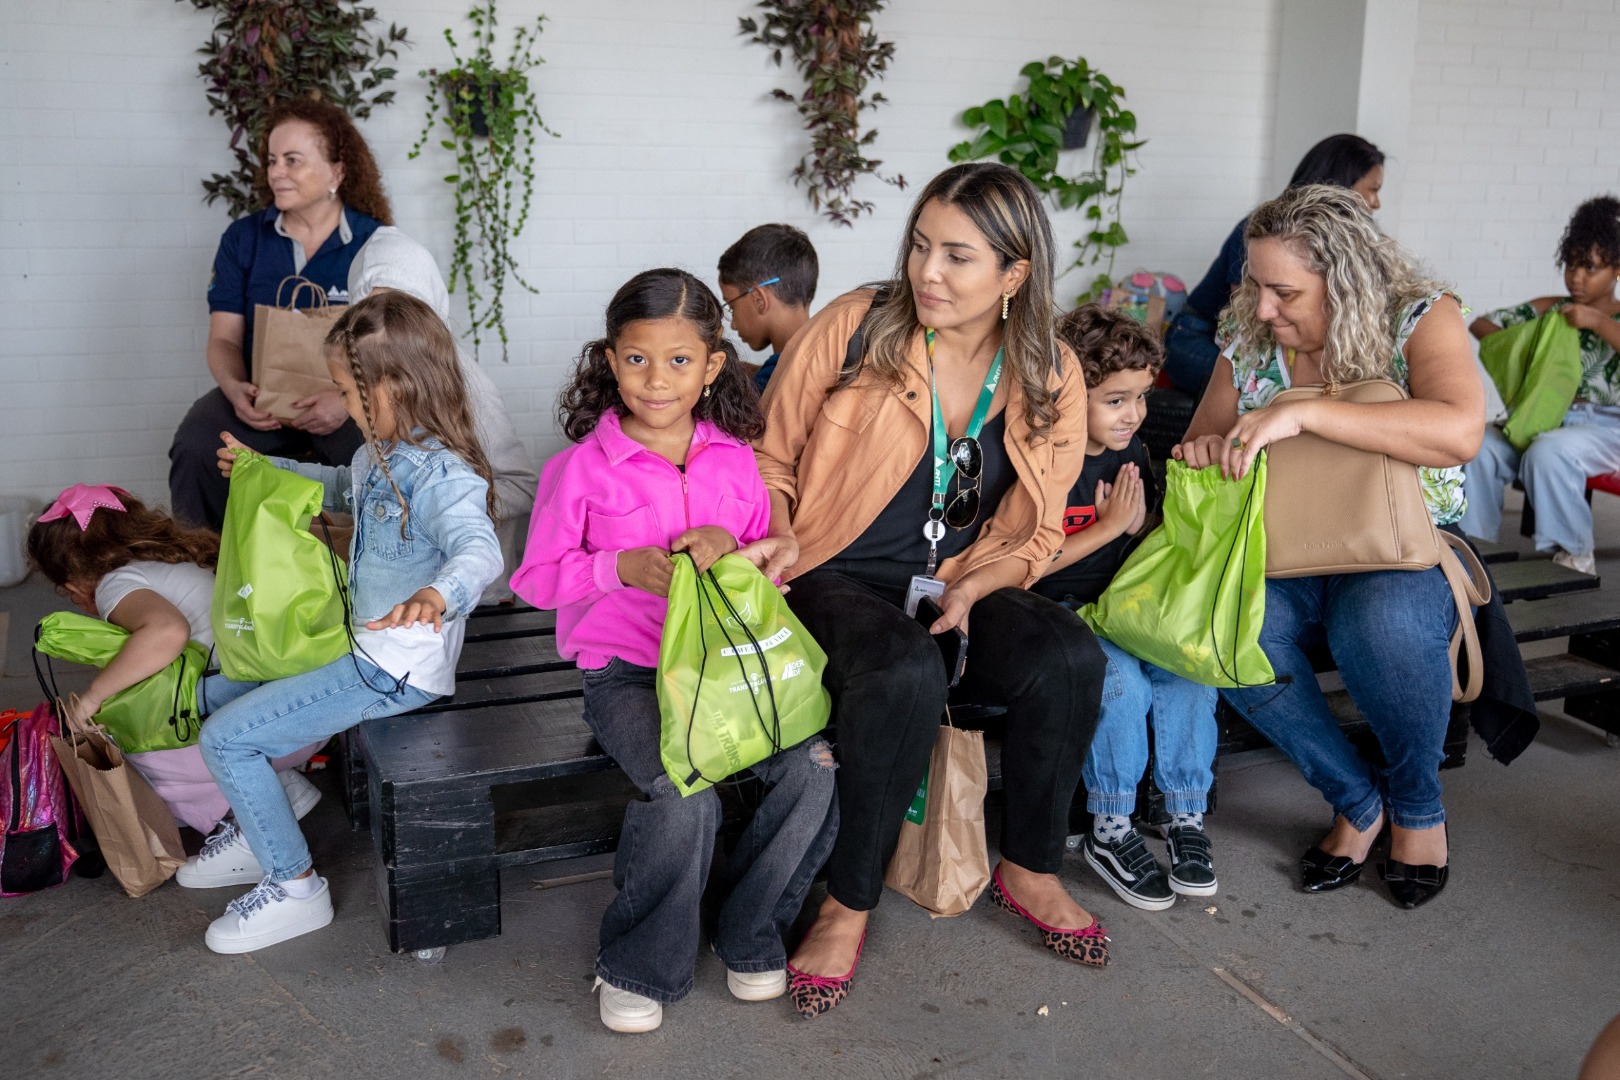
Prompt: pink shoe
<box><xmin>988</xmin><ymin>864</ymin><xmax>1110</xmax><ymax>967</ymax></box>
<box><xmin>786</xmin><ymin>931</ymin><xmax>866</xmax><ymax>1019</ymax></box>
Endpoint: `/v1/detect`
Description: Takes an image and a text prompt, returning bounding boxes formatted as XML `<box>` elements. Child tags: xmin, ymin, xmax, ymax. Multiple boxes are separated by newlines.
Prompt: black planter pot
<box><xmin>1062</xmin><ymin>106</ymin><xmax>1095</xmax><ymax>150</ymax></box>
<box><xmin>443</xmin><ymin>75</ymin><xmax>502</xmax><ymax>138</ymax></box>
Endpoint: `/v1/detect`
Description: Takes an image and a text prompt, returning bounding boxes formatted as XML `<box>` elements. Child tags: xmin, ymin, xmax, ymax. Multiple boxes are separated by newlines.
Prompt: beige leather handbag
<box><xmin>1261</xmin><ymin>378</ymin><xmax>1492</xmax><ymax>701</ymax></box>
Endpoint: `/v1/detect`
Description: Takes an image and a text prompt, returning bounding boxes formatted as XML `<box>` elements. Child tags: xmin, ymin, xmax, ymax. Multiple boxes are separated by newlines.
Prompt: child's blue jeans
<box><xmin>581</xmin><ymin>658</ymin><xmax>838</xmax><ymax>1004</ymax></box>
<box><xmin>1085</xmin><ymin>638</ymin><xmax>1219</xmax><ymax>818</ymax></box>
<box><xmin>199</xmin><ymin>656</ymin><xmax>436</xmax><ymax>881</ymax></box>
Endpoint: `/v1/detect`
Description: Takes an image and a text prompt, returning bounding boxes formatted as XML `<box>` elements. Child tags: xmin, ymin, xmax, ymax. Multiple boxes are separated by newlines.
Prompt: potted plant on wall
<box><xmin>740</xmin><ymin>0</ymin><xmax>904</xmax><ymax>227</ymax></box>
<box><xmin>411</xmin><ymin>0</ymin><xmax>556</xmax><ymax>361</ymax></box>
<box><xmin>178</xmin><ymin>0</ymin><xmax>410</xmax><ymax>219</ymax></box>
<box><xmin>949</xmin><ymin>56</ymin><xmax>1144</xmax><ymax>301</ymax></box>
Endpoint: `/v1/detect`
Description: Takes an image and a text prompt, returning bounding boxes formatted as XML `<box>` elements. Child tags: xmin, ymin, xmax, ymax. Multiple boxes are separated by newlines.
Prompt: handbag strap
<box><xmin>1438</xmin><ymin>533</ymin><xmax>1491</xmax><ymax>703</ymax></box>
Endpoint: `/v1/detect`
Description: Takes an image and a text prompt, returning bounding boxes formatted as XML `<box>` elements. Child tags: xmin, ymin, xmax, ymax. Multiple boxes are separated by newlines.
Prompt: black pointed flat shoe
<box><xmin>1299</xmin><ymin>845</ymin><xmax>1365</xmax><ymax>892</ymax></box>
<box><xmin>1380</xmin><ymin>860</ymin><xmax>1449</xmax><ymax>909</ymax></box>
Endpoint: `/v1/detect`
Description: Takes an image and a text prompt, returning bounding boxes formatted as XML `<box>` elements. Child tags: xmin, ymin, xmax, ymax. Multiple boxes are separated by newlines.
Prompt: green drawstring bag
<box><xmin>33</xmin><ymin>611</ymin><xmax>209</xmax><ymax>753</ymax></box>
<box><xmin>1080</xmin><ymin>457</ymin><xmax>1274</xmax><ymax>688</ymax></box>
<box><xmin>1479</xmin><ymin>311</ymin><xmax>1584</xmax><ymax>451</ymax></box>
<box><xmin>656</xmin><ymin>554</ymin><xmax>831</xmax><ymax>797</ymax></box>
<box><xmin>213</xmin><ymin>448</ymin><xmax>350</xmax><ymax>682</ymax></box>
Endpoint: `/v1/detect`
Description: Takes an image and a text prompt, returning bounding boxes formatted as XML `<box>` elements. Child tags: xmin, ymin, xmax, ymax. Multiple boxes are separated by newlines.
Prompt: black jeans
<box><xmin>168</xmin><ymin>387</ymin><xmax>364</xmax><ymax>529</ymax></box>
<box><xmin>785</xmin><ymin>570</ymin><xmax>1107</xmax><ymax>911</ymax></box>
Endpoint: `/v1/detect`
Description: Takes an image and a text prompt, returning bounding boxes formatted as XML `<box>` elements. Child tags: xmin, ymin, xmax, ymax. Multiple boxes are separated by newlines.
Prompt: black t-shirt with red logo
<box><xmin>1033</xmin><ymin>435</ymin><xmax>1159</xmax><ymax>608</ymax></box>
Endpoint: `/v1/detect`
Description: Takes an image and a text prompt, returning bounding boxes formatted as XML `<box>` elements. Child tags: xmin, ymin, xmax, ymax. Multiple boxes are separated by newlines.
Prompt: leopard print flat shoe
<box><xmin>988</xmin><ymin>865</ymin><xmax>1110</xmax><ymax>967</ymax></box>
<box><xmin>785</xmin><ymin>931</ymin><xmax>866</xmax><ymax>1019</ymax></box>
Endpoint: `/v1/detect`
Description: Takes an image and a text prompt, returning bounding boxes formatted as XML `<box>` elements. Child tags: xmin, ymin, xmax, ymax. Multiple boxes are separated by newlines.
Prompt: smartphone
<box><xmin>915</xmin><ymin>595</ymin><xmax>968</xmax><ymax>688</ymax></box>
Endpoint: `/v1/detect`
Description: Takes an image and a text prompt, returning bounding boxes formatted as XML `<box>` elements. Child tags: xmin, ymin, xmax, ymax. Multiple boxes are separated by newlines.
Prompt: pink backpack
<box><xmin>1</xmin><ymin>704</ymin><xmax>83</xmax><ymax>896</ymax></box>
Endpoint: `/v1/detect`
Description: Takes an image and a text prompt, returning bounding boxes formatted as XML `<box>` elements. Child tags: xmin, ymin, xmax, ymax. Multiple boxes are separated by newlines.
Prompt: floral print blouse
<box><xmin>1220</xmin><ymin>291</ymin><xmax>1467</xmax><ymax>526</ymax></box>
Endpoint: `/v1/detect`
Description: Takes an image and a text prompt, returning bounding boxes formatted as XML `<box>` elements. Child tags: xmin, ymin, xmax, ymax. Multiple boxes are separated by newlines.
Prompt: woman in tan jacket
<box><xmin>749</xmin><ymin>164</ymin><xmax>1108</xmax><ymax>1018</ymax></box>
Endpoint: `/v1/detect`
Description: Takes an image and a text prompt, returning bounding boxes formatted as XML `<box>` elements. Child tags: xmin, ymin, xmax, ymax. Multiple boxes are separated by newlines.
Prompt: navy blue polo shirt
<box><xmin>207</xmin><ymin>207</ymin><xmax>382</xmax><ymax>376</ymax></box>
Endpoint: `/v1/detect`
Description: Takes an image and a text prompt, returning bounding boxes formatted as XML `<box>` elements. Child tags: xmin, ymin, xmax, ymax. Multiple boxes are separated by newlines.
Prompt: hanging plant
<box><xmin>739</xmin><ymin>0</ymin><xmax>904</xmax><ymax>227</ymax></box>
<box><xmin>949</xmin><ymin>56</ymin><xmax>1145</xmax><ymax>301</ymax></box>
<box><xmin>411</xmin><ymin>0</ymin><xmax>556</xmax><ymax>361</ymax></box>
<box><xmin>178</xmin><ymin>0</ymin><xmax>409</xmax><ymax>220</ymax></box>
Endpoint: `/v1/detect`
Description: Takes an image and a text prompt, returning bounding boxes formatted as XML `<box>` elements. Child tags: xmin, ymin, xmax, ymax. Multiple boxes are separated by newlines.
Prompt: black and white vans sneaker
<box><xmin>1083</xmin><ymin>829</ymin><xmax>1176</xmax><ymax>911</ymax></box>
<box><xmin>1165</xmin><ymin>825</ymin><xmax>1219</xmax><ymax>896</ymax></box>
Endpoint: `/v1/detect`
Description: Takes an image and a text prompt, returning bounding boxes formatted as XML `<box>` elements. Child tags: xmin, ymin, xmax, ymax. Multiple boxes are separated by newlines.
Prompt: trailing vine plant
<box><xmin>949</xmin><ymin>56</ymin><xmax>1144</xmax><ymax>300</ymax></box>
<box><xmin>411</xmin><ymin>0</ymin><xmax>556</xmax><ymax>360</ymax></box>
<box><xmin>179</xmin><ymin>0</ymin><xmax>409</xmax><ymax>219</ymax></box>
<box><xmin>739</xmin><ymin>0</ymin><xmax>904</xmax><ymax>227</ymax></box>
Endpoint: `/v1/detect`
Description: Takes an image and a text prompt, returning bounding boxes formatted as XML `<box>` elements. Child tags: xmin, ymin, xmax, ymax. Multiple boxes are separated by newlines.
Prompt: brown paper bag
<box><xmin>253</xmin><ymin>276</ymin><xmax>344</xmax><ymax>423</ymax></box>
<box><xmin>48</xmin><ymin>701</ymin><xmax>184</xmax><ymax>898</ymax></box>
<box><xmin>883</xmin><ymin>722</ymin><xmax>990</xmax><ymax>917</ymax></box>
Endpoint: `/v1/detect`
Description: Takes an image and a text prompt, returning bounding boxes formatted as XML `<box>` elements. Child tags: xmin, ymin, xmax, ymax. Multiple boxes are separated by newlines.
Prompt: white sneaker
<box><xmin>726</xmin><ymin>968</ymin><xmax>787</xmax><ymax>1001</ymax></box>
<box><xmin>278</xmin><ymin>769</ymin><xmax>322</xmax><ymax>821</ymax></box>
<box><xmin>177</xmin><ymin>821</ymin><xmax>263</xmax><ymax>889</ymax></box>
<box><xmin>1553</xmin><ymin>549</ymin><xmax>1597</xmax><ymax>576</ymax></box>
<box><xmin>593</xmin><ymin>977</ymin><xmax>662</xmax><ymax>1033</ymax></box>
<box><xmin>205</xmin><ymin>876</ymin><xmax>334</xmax><ymax>954</ymax></box>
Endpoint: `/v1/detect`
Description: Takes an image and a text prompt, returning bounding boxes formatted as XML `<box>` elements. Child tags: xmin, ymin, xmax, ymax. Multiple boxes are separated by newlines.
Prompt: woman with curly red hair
<box><xmin>167</xmin><ymin>98</ymin><xmax>394</xmax><ymax>530</ymax></box>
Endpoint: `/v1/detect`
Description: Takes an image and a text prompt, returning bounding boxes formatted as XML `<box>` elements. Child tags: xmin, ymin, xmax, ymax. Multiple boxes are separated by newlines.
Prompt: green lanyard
<box><xmin>924</xmin><ymin>328</ymin><xmax>1004</xmax><ymax>571</ymax></box>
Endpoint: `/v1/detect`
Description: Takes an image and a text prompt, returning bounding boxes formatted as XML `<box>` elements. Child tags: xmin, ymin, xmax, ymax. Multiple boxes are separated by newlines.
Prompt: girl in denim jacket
<box><xmin>183</xmin><ymin>291</ymin><xmax>503</xmax><ymax>954</ymax></box>
<box><xmin>511</xmin><ymin>269</ymin><xmax>837</xmax><ymax>1033</ymax></box>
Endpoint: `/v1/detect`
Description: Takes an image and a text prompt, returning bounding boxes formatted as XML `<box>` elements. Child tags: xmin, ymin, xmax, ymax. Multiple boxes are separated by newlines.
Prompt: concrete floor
<box><xmin>2</xmin><ymin>496</ymin><xmax>1617</xmax><ymax>1080</ymax></box>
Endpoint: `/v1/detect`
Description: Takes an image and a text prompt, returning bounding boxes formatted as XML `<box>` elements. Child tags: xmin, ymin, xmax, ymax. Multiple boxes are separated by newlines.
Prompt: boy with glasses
<box><xmin>718</xmin><ymin>224</ymin><xmax>819</xmax><ymax>394</ymax></box>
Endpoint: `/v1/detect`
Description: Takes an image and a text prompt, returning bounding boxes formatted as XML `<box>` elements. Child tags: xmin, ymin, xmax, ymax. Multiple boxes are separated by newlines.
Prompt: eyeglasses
<box><xmin>721</xmin><ymin>276</ymin><xmax>781</xmax><ymax>315</ymax></box>
<box><xmin>944</xmin><ymin>436</ymin><xmax>983</xmax><ymax>530</ymax></box>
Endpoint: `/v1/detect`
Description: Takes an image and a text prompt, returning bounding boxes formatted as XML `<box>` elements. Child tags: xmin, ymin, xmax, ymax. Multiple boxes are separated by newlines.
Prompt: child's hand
<box><xmin>737</xmin><ymin>534</ymin><xmax>800</xmax><ymax>584</ymax></box>
<box><xmin>618</xmin><ymin>547</ymin><xmax>675</xmax><ymax>597</ymax></box>
<box><xmin>1095</xmin><ymin>464</ymin><xmax>1145</xmax><ymax>538</ymax></box>
<box><xmin>671</xmin><ymin>526</ymin><xmax>738</xmax><ymax>574</ymax></box>
<box><xmin>216</xmin><ymin>432</ymin><xmax>249</xmax><ymax>478</ymax></box>
<box><xmin>366</xmin><ymin>587</ymin><xmax>447</xmax><ymax>632</ymax></box>
<box><xmin>1119</xmin><ymin>462</ymin><xmax>1149</xmax><ymax>534</ymax></box>
<box><xmin>1563</xmin><ymin>303</ymin><xmax>1606</xmax><ymax>331</ymax></box>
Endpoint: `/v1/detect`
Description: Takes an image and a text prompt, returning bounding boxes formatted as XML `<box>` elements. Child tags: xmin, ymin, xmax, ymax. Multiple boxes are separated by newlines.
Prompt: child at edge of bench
<box><xmin>1032</xmin><ymin>304</ymin><xmax>1222</xmax><ymax>913</ymax></box>
<box><xmin>717</xmin><ymin>223</ymin><xmax>818</xmax><ymax>394</ymax></box>
<box><xmin>187</xmin><ymin>290</ymin><xmax>502</xmax><ymax>954</ymax></box>
<box><xmin>510</xmin><ymin>268</ymin><xmax>837</xmax><ymax>1035</ymax></box>
<box><xmin>27</xmin><ymin>488</ymin><xmax>324</xmax><ymax>834</ymax></box>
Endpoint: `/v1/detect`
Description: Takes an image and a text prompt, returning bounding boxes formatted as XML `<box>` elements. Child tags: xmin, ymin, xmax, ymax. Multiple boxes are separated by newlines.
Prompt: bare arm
<box><xmin>207</xmin><ymin>311</ymin><xmax>279</xmax><ymax>431</ymax></box>
<box><xmin>1173</xmin><ymin>355</ymin><xmax>1242</xmax><ymax>469</ymax></box>
<box><xmin>1220</xmin><ymin>295</ymin><xmax>1485</xmax><ymax>479</ymax></box>
<box><xmin>1471</xmin><ymin>296</ymin><xmax>1560</xmax><ymax>341</ymax></box>
<box><xmin>72</xmin><ymin>590</ymin><xmax>193</xmax><ymax>723</ymax></box>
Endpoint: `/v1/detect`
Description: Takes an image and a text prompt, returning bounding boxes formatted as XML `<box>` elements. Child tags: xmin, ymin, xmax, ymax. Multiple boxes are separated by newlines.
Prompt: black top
<box><xmin>825</xmin><ymin>412</ymin><xmax>1016</xmax><ymax>593</ymax></box>
<box><xmin>1183</xmin><ymin>217</ymin><xmax>1248</xmax><ymax>321</ymax></box>
<box><xmin>1033</xmin><ymin>436</ymin><xmax>1159</xmax><ymax>607</ymax></box>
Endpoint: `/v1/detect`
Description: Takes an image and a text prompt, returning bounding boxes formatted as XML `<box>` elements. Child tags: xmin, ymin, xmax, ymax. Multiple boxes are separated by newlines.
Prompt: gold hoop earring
<box><xmin>1002</xmin><ymin>292</ymin><xmax>1012</xmax><ymax>321</ymax></box>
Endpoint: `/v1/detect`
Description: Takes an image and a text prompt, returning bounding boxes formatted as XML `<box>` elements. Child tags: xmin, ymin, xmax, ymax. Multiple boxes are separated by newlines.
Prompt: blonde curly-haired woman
<box><xmin>1175</xmin><ymin>185</ymin><xmax>1485</xmax><ymax>910</ymax></box>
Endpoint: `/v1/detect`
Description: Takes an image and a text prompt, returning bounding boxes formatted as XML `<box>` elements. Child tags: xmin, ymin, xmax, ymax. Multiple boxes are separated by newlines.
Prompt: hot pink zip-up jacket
<box><xmin>510</xmin><ymin>411</ymin><xmax>771</xmax><ymax>670</ymax></box>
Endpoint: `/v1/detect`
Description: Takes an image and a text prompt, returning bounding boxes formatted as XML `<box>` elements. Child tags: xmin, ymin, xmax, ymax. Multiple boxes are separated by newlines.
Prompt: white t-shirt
<box><xmin>94</xmin><ymin>561</ymin><xmax>217</xmax><ymax>649</ymax></box>
<box><xmin>349</xmin><ymin>621</ymin><xmax>465</xmax><ymax>698</ymax></box>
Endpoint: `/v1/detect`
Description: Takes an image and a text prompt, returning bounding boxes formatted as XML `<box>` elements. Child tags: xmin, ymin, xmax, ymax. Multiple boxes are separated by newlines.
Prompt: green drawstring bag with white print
<box><xmin>212</xmin><ymin>448</ymin><xmax>350</xmax><ymax>681</ymax></box>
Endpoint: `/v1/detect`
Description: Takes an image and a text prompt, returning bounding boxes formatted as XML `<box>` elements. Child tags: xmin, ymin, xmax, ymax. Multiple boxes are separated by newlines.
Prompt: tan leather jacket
<box><xmin>755</xmin><ymin>289</ymin><xmax>1088</xmax><ymax>586</ymax></box>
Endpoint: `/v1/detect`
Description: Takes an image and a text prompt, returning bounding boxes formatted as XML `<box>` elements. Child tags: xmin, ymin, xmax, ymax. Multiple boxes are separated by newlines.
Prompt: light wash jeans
<box><xmin>1460</xmin><ymin>404</ymin><xmax>1620</xmax><ymax>557</ymax></box>
<box><xmin>1220</xmin><ymin>567</ymin><xmax>1457</xmax><ymax>831</ymax></box>
<box><xmin>1086</xmin><ymin>638</ymin><xmax>1218</xmax><ymax>817</ymax></box>
<box><xmin>199</xmin><ymin>656</ymin><xmax>436</xmax><ymax>881</ymax></box>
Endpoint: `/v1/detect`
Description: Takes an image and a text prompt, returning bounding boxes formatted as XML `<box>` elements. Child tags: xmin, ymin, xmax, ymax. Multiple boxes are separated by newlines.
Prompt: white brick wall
<box><xmin>4</xmin><ymin>0</ymin><xmax>1286</xmax><ymax>505</ymax></box>
<box><xmin>1398</xmin><ymin>0</ymin><xmax>1620</xmax><ymax>317</ymax></box>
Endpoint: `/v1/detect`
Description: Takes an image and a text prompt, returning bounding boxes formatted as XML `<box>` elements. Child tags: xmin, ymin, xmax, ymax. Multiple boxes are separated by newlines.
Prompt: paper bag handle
<box><xmin>274</xmin><ymin>275</ymin><xmax>331</xmax><ymax>312</ymax></box>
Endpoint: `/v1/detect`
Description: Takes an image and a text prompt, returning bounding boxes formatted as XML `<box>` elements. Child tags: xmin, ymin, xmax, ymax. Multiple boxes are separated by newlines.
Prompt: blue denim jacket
<box><xmin>273</xmin><ymin>437</ymin><xmax>502</xmax><ymax>623</ymax></box>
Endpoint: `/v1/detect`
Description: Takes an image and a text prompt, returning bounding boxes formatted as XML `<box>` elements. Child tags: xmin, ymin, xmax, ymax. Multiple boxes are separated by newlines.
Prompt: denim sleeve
<box><xmin>411</xmin><ymin>459</ymin><xmax>502</xmax><ymax>620</ymax></box>
<box><xmin>267</xmin><ymin>457</ymin><xmax>354</xmax><ymax>514</ymax></box>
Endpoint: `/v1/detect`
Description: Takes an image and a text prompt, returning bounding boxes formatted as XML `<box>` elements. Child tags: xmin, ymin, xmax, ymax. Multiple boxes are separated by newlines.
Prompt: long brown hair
<box><xmin>258</xmin><ymin>97</ymin><xmax>393</xmax><ymax>224</ymax></box>
<box><xmin>27</xmin><ymin>490</ymin><xmax>219</xmax><ymax>588</ymax></box>
<box><xmin>326</xmin><ymin>292</ymin><xmax>496</xmax><ymax>532</ymax></box>
<box><xmin>857</xmin><ymin>163</ymin><xmax>1063</xmax><ymax>440</ymax></box>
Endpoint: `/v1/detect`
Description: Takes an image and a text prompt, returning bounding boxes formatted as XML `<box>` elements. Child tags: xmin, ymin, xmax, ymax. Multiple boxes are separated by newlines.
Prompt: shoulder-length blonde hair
<box><xmin>856</xmin><ymin>163</ymin><xmax>1063</xmax><ymax>440</ymax></box>
<box><xmin>1227</xmin><ymin>184</ymin><xmax>1446</xmax><ymax>383</ymax></box>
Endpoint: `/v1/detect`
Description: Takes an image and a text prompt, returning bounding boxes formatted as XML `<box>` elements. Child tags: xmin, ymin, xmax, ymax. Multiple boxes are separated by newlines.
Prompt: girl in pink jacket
<box><xmin>511</xmin><ymin>269</ymin><xmax>837</xmax><ymax>1034</ymax></box>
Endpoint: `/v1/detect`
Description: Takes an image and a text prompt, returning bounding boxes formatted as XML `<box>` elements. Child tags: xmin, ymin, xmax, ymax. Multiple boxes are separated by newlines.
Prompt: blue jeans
<box><xmin>1086</xmin><ymin>638</ymin><xmax>1218</xmax><ymax>817</ymax></box>
<box><xmin>199</xmin><ymin>656</ymin><xmax>436</xmax><ymax>880</ymax></box>
<box><xmin>1220</xmin><ymin>568</ymin><xmax>1457</xmax><ymax>830</ymax></box>
<box><xmin>581</xmin><ymin>659</ymin><xmax>838</xmax><ymax>1004</ymax></box>
<box><xmin>1460</xmin><ymin>405</ymin><xmax>1620</xmax><ymax>557</ymax></box>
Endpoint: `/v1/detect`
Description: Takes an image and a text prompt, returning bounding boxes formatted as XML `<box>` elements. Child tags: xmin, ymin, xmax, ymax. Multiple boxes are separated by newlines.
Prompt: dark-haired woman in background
<box><xmin>168</xmin><ymin>99</ymin><xmax>392</xmax><ymax>529</ymax></box>
<box><xmin>1162</xmin><ymin>134</ymin><xmax>1386</xmax><ymax>395</ymax></box>
<box><xmin>1461</xmin><ymin>196</ymin><xmax>1620</xmax><ymax>574</ymax></box>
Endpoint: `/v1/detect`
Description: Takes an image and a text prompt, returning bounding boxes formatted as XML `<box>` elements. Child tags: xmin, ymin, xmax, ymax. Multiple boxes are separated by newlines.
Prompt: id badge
<box><xmin>904</xmin><ymin>574</ymin><xmax>947</xmax><ymax>618</ymax></box>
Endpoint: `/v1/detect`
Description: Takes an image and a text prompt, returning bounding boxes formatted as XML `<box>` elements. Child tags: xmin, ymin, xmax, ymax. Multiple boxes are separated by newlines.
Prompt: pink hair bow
<box><xmin>39</xmin><ymin>484</ymin><xmax>128</xmax><ymax>531</ymax></box>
